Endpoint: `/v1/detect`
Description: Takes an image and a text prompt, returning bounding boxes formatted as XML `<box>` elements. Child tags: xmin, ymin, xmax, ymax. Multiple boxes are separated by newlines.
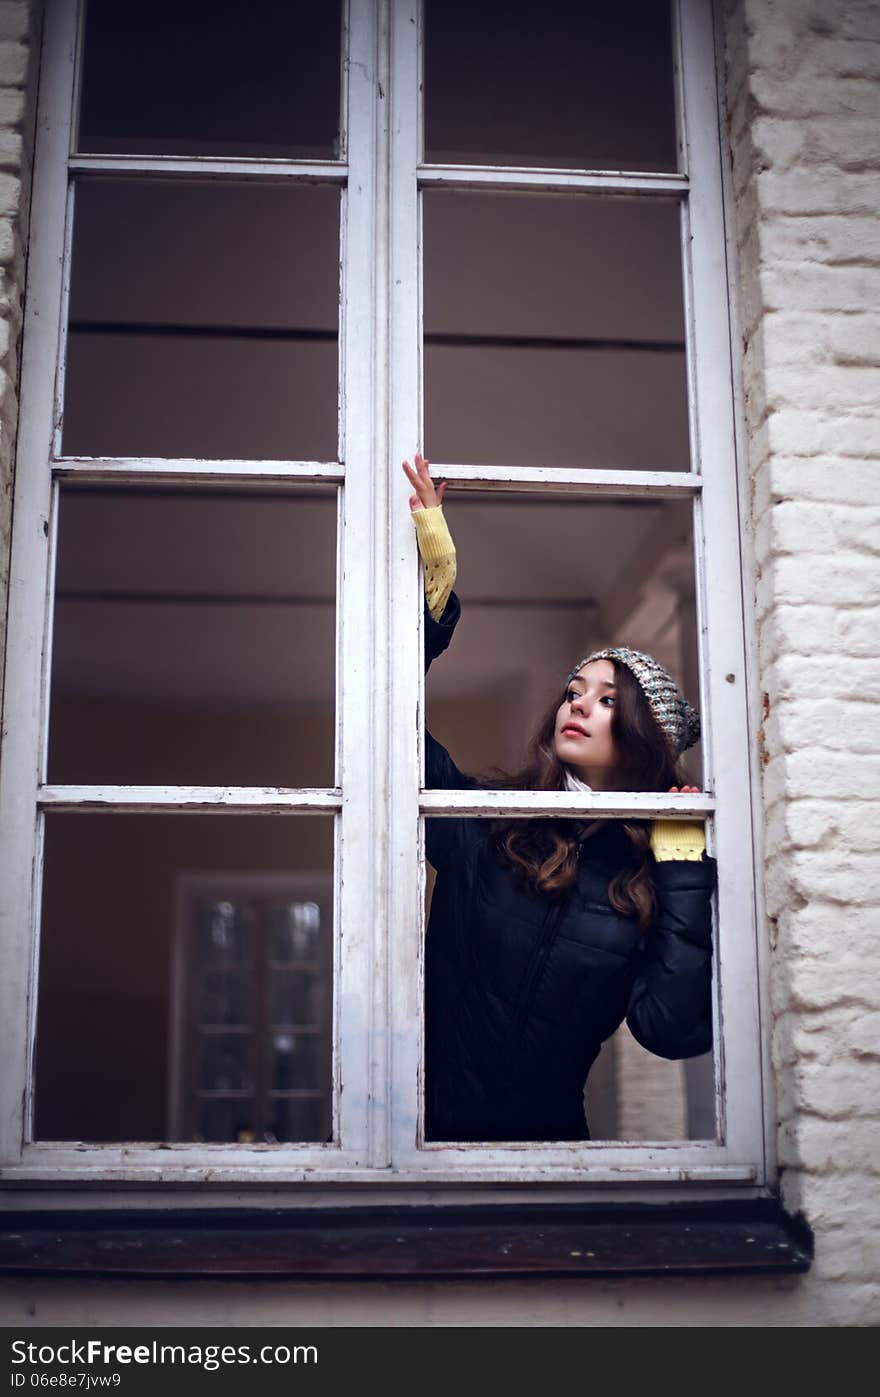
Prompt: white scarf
<box><xmin>564</xmin><ymin>769</ymin><xmax>593</xmax><ymax>794</ymax></box>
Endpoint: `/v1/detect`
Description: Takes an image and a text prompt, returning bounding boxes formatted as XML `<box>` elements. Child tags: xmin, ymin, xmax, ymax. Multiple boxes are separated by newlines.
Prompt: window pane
<box><xmin>426</xmin><ymin>494</ymin><xmax>702</xmax><ymax>786</ymax></box>
<box><xmin>423</xmin><ymin>813</ymin><xmax>715</xmax><ymax>1145</ymax></box>
<box><xmin>423</xmin><ymin>193</ymin><xmax>688</xmax><ymax>469</ymax></box>
<box><xmin>422</xmin><ymin>495</ymin><xmax>713</xmax><ymax>1143</ymax></box>
<box><xmin>34</xmin><ymin>815</ymin><xmax>334</xmax><ymax>1145</ymax></box>
<box><xmin>47</xmin><ymin>486</ymin><xmax>336</xmax><ymax>788</ymax></box>
<box><xmin>78</xmin><ymin>0</ymin><xmax>342</xmax><ymax>159</ymax></box>
<box><xmin>424</xmin><ymin>0</ymin><xmax>677</xmax><ymax>171</ymax></box>
<box><xmin>62</xmin><ymin>180</ymin><xmax>339</xmax><ymax>460</ymax></box>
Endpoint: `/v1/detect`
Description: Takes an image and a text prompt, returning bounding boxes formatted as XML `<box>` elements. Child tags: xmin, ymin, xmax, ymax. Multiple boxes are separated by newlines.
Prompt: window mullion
<box><xmin>386</xmin><ymin>0</ymin><xmax>424</xmax><ymax>1171</ymax></box>
<box><xmin>68</xmin><ymin>157</ymin><xmax>348</xmax><ymax>181</ymax></box>
<box><xmin>37</xmin><ymin>787</ymin><xmax>342</xmax><ymax>814</ymax></box>
<box><xmin>52</xmin><ymin>461</ymin><xmax>346</xmax><ymax>482</ymax></box>
<box><xmin>0</xmin><ymin>0</ymin><xmax>78</xmax><ymax>1169</ymax></box>
<box><xmin>418</xmin><ymin>166</ymin><xmax>689</xmax><ymax>196</ymax></box>
<box><xmin>334</xmin><ymin>0</ymin><xmax>385</xmax><ymax>1165</ymax></box>
<box><xmin>677</xmin><ymin>0</ymin><xmax>767</xmax><ymax>1177</ymax></box>
<box><xmin>420</xmin><ymin>791</ymin><xmax>716</xmax><ymax>819</ymax></box>
<box><xmin>425</xmin><ymin>466</ymin><xmax>701</xmax><ymax>496</ymax></box>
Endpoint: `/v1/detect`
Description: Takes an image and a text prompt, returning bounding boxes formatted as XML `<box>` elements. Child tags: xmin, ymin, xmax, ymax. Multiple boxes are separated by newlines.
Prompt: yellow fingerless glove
<box><xmin>650</xmin><ymin>820</ymin><xmax>706</xmax><ymax>863</ymax></box>
<box><xmin>413</xmin><ymin>505</ymin><xmax>457</xmax><ymax>621</ymax></box>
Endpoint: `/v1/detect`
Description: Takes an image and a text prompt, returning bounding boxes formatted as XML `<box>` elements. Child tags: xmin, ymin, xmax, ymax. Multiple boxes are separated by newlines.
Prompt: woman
<box><xmin>403</xmin><ymin>453</ymin><xmax>716</xmax><ymax>1144</ymax></box>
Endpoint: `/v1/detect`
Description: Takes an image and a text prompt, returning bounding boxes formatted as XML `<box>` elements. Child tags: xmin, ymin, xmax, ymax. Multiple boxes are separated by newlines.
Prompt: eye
<box><xmin>565</xmin><ymin>688</ymin><xmax>579</xmax><ymax>702</ymax></box>
<box><xmin>600</xmin><ymin>694</ymin><xmax>616</xmax><ymax>706</ymax></box>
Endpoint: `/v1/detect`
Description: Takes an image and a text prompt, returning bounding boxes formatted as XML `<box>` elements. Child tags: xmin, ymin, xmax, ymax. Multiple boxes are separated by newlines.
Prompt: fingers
<box><xmin>401</xmin><ymin>453</ymin><xmax>446</xmax><ymax>512</ymax></box>
<box><xmin>667</xmin><ymin>785</ymin><xmax>701</xmax><ymax>794</ymax></box>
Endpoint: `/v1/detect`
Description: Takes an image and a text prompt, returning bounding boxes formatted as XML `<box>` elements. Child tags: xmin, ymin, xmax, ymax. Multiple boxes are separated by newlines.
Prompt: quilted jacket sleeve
<box><xmin>423</xmin><ymin>591</ymin><xmax>473</xmax><ymax>870</ymax></box>
<box><xmin>625</xmin><ymin>853</ymin><xmax>717</xmax><ymax>1059</ymax></box>
<box><xmin>425</xmin><ymin>589</ymin><xmax>461</xmax><ymax>672</ymax></box>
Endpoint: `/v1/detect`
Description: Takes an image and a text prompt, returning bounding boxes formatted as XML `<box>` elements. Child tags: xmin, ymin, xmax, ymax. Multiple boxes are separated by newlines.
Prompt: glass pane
<box><xmin>423</xmin><ymin>814</ymin><xmax>715</xmax><ymax>1145</ymax></box>
<box><xmin>198</xmin><ymin>1033</ymin><xmax>254</xmax><ymax>1092</ymax></box>
<box><xmin>423</xmin><ymin>193</ymin><xmax>688</xmax><ymax>469</ymax></box>
<box><xmin>425</xmin><ymin>0</ymin><xmax>677</xmax><ymax>171</ymax></box>
<box><xmin>78</xmin><ymin>0</ymin><xmax>342</xmax><ymax>159</ymax></box>
<box><xmin>422</xmin><ymin>495</ymin><xmax>714</xmax><ymax>1144</ymax></box>
<box><xmin>270</xmin><ymin>972</ymin><xmax>323</xmax><ymax>1028</ymax></box>
<box><xmin>63</xmin><ymin>180</ymin><xmax>339</xmax><ymax>460</ymax></box>
<box><xmin>34</xmin><ymin>814</ymin><xmax>334</xmax><ymax>1144</ymax></box>
<box><xmin>200</xmin><ymin>969</ymin><xmax>255</xmax><ymax>1026</ymax></box>
<box><xmin>198</xmin><ymin>1099</ymin><xmax>256</xmax><ymax>1145</ymax></box>
<box><xmin>425</xmin><ymin>494</ymin><xmax>702</xmax><ymax>786</ymax></box>
<box><xmin>47</xmin><ymin>486</ymin><xmax>336</xmax><ymax>788</ymax></box>
<box><xmin>269</xmin><ymin>1032</ymin><xmax>324</xmax><ymax>1091</ymax></box>
<box><xmin>271</xmin><ymin>1096</ymin><xmax>331</xmax><ymax>1144</ymax></box>
<box><xmin>270</xmin><ymin>900</ymin><xmax>322</xmax><ymax>962</ymax></box>
<box><xmin>198</xmin><ymin>903</ymin><xmax>256</xmax><ymax>966</ymax></box>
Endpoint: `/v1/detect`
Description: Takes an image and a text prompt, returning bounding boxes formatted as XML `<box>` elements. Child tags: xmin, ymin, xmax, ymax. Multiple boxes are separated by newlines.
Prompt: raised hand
<box><xmin>402</xmin><ymin>451</ymin><xmax>447</xmax><ymax>512</ymax></box>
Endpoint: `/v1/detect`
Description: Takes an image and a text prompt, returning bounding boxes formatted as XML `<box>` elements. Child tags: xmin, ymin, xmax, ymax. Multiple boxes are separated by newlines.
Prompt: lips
<box><xmin>561</xmin><ymin>723</ymin><xmax>589</xmax><ymax>738</ymax></box>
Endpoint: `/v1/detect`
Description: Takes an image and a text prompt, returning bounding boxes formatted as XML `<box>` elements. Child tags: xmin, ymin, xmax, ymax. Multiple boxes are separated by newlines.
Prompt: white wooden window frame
<box><xmin>0</xmin><ymin>0</ymin><xmax>771</xmax><ymax>1198</ymax></box>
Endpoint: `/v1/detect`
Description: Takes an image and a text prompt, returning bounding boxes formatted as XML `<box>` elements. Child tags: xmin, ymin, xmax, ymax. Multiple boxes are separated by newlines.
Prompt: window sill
<box><xmin>0</xmin><ymin>1200</ymin><xmax>812</xmax><ymax>1279</ymax></box>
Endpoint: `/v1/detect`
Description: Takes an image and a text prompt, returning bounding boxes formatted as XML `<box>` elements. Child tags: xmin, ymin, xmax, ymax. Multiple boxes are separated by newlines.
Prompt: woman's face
<box><xmin>553</xmin><ymin>658</ymin><xmax>618</xmax><ymax>788</ymax></box>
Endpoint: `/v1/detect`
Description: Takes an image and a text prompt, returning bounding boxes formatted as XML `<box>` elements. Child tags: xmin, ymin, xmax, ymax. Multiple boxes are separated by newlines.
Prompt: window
<box><xmin>0</xmin><ymin>0</ymin><xmax>767</xmax><ymax>1196</ymax></box>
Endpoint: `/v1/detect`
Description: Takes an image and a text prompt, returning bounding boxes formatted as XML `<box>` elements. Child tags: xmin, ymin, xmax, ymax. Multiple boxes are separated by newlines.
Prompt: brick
<box><xmin>798</xmin><ymin>37</ymin><xmax>880</xmax><ymax>81</ymax></box>
<box><xmin>773</xmin><ymin>704</ymin><xmax>880</xmax><ymax>757</ymax></box>
<box><xmin>768</xmin><ymin>364</ymin><xmax>880</xmax><ymax>411</ymax></box>
<box><xmin>847</xmin><ymin>1012</ymin><xmax>880</xmax><ymax>1059</ymax></box>
<box><xmin>0</xmin><ymin>171</ymin><xmax>19</xmax><ymax>217</ymax></box>
<box><xmin>791</xmin><ymin>1058</ymin><xmax>880</xmax><ymax>1118</ymax></box>
<box><xmin>811</xmin><ymin>117</ymin><xmax>880</xmax><ymax>172</ymax></box>
<box><xmin>749</xmin><ymin>116</ymin><xmax>806</xmax><ymax>170</ymax></box>
<box><xmin>0</xmin><ymin>128</ymin><xmax>21</xmax><ymax>170</ymax></box>
<box><xmin>779</xmin><ymin>1117</ymin><xmax>880</xmax><ymax>1174</ymax></box>
<box><xmin>765</xmin><ymin>458</ymin><xmax>880</xmax><ymax>506</ymax></box>
<box><xmin>750</xmin><ymin>73</ymin><xmax>880</xmax><ymax>118</ymax></box>
<box><xmin>766</xmin><ymin>409</ymin><xmax>880</xmax><ymax>459</ymax></box>
<box><xmin>760</xmin><ymin>554</ymin><xmax>880</xmax><ymax>606</ymax></box>
<box><xmin>761</xmin><ymin>312</ymin><xmax>832</xmax><ymax>367</ymax></box>
<box><xmin>785</xmin><ymin>950</ymin><xmax>880</xmax><ymax>1011</ymax></box>
<box><xmin>767</xmin><ymin>501</ymin><xmax>838</xmax><ymax>553</ymax></box>
<box><xmin>761</xmin><ymin>215</ymin><xmax>880</xmax><ymax>267</ymax></box>
<box><xmin>0</xmin><ymin>218</ymin><xmax>15</xmax><ymax>263</ymax></box>
<box><xmin>775</xmin><ymin>890</ymin><xmax>879</xmax><ymax>950</ymax></box>
<box><xmin>785</xmin><ymin>749</ymin><xmax>880</xmax><ymax>801</ymax></box>
<box><xmin>830</xmin><ymin>505</ymin><xmax>880</xmax><ymax>553</ymax></box>
<box><xmin>789</xmin><ymin>850</ymin><xmax>880</xmax><ymax>905</ymax></box>
<box><xmin>812</xmin><ymin>1232</ymin><xmax>880</xmax><ymax>1282</ymax></box>
<box><xmin>760</xmin><ymin>261</ymin><xmax>880</xmax><ymax>313</ymax></box>
<box><xmin>756</xmin><ymin>169</ymin><xmax>880</xmax><ymax>217</ymax></box>
<box><xmin>830</xmin><ymin>315</ymin><xmax>880</xmax><ymax>365</ymax></box>
<box><xmin>0</xmin><ymin>4</ymin><xmax>29</xmax><ymax>44</ymax></box>
<box><xmin>0</xmin><ymin>87</ymin><xmax>24</xmax><ymax>127</ymax></box>
<box><xmin>0</xmin><ymin>38</ymin><xmax>27</xmax><ymax>87</ymax></box>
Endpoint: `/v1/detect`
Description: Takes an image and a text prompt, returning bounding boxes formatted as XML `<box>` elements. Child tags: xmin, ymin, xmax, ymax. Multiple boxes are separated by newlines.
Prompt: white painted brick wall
<box><xmin>724</xmin><ymin>0</ymin><xmax>880</xmax><ymax>1325</ymax></box>
<box><xmin>0</xmin><ymin>0</ymin><xmax>33</xmax><ymax>699</ymax></box>
<box><xmin>0</xmin><ymin>0</ymin><xmax>879</xmax><ymax>1328</ymax></box>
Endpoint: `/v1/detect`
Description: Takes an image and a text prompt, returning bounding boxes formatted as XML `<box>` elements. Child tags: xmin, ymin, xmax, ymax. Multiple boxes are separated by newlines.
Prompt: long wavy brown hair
<box><xmin>486</xmin><ymin>658</ymin><xmax>684</xmax><ymax>933</ymax></box>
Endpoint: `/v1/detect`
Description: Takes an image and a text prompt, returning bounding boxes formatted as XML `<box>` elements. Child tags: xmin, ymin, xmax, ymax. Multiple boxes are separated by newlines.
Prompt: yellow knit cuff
<box><xmin>650</xmin><ymin>819</ymin><xmax>706</xmax><ymax>863</ymax></box>
<box><xmin>412</xmin><ymin>505</ymin><xmax>456</xmax><ymax>565</ymax></box>
<box><xmin>424</xmin><ymin>558</ymin><xmax>457</xmax><ymax>621</ymax></box>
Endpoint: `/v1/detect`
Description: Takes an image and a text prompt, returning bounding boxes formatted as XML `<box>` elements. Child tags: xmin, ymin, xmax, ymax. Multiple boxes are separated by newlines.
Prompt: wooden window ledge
<box><xmin>0</xmin><ymin>1200</ymin><xmax>812</xmax><ymax>1279</ymax></box>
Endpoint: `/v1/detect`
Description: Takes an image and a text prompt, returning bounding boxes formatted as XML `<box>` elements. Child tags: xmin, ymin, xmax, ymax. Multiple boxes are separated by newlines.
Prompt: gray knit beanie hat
<box><xmin>566</xmin><ymin>646</ymin><xmax>701</xmax><ymax>757</ymax></box>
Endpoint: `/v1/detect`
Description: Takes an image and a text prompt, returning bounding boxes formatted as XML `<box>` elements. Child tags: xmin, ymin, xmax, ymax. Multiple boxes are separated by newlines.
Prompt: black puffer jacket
<box><xmin>424</xmin><ymin>595</ymin><xmax>716</xmax><ymax>1143</ymax></box>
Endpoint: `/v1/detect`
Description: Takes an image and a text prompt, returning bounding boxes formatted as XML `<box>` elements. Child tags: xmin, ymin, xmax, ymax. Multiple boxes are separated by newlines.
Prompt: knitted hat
<box><xmin>566</xmin><ymin>646</ymin><xmax>701</xmax><ymax>756</ymax></box>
